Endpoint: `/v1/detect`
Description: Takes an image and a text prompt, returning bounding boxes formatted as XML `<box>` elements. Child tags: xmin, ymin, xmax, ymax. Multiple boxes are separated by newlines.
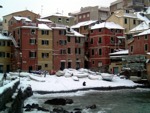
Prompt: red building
<box><xmin>128</xmin><ymin>29</ymin><xmax>150</xmax><ymax>55</ymax></box>
<box><xmin>52</xmin><ymin>26</ymin><xmax>85</xmax><ymax>71</ymax></box>
<box><xmin>89</xmin><ymin>22</ymin><xmax>125</xmax><ymax>71</ymax></box>
<box><xmin>9</xmin><ymin>16</ymin><xmax>38</xmax><ymax>72</ymax></box>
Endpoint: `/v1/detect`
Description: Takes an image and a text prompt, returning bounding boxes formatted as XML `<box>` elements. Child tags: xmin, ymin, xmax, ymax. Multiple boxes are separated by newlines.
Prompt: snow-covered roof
<box><xmin>130</xmin><ymin>21</ymin><xmax>150</xmax><ymax>33</ymax></box>
<box><xmin>0</xmin><ymin>33</ymin><xmax>12</xmax><ymax>40</ymax></box>
<box><xmin>70</xmin><ymin>29</ymin><xmax>85</xmax><ymax>37</ymax></box>
<box><xmin>37</xmin><ymin>18</ymin><xmax>52</xmax><ymax>23</ymax></box>
<box><xmin>13</xmin><ymin>16</ymin><xmax>31</xmax><ymax>22</ymax></box>
<box><xmin>109</xmin><ymin>50</ymin><xmax>128</xmax><ymax>56</ymax></box>
<box><xmin>136</xmin><ymin>28</ymin><xmax>150</xmax><ymax>36</ymax></box>
<box><xmin>38</xmin><ymin>24</ymin><xmax>52</xmax><ymax>30</ymax></box>
<box><xmin>71</xmin><ymin>20</ymin><xmax>98</xmax><ymax>29</ymax></box>
<box><xmin>48</xmin><ymin>13</ymin><xmax>73</xmax><ymax>18</ymax></box>
<box><xmin>91</xmin><ymin>22</ymin><xmax>124</xmax><ymax>30</ymax></box>
<box><xmin>136</xmin><ymin>12</ymin><xmax>150</xmax><ymax>23</ymax></box>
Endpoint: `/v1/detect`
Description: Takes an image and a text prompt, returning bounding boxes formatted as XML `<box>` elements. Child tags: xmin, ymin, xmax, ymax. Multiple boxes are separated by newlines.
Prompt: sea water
<box><xmin>25</xmin><ymin>89</ymin><xmax>150</xmax><ymax>113</ymax></box>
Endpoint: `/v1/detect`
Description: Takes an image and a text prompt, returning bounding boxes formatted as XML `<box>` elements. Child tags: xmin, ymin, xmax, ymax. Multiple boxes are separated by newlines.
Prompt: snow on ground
<box><xmin>19</xmin><ymin>69</ymin><xmax>141</xmax><ymax>93</ymax></box>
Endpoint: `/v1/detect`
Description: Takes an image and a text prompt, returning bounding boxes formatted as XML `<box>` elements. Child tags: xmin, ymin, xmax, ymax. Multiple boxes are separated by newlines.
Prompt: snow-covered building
<box><xmin>52</xmin><ymin>26</ymin><xmax>85</xmax><ymax>71</ymax></box>
<box><xmin>88</xmin><ymin>22</ymin><xmax>125</xmax><ymax>71</ymax></box>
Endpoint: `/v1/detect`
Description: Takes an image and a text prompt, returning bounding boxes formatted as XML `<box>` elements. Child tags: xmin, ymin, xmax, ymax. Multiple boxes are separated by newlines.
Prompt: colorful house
<box><xmin>89</xmin><ymin>22</ymin><xmax>125</xmax><ymax>72</ymax></box>
<box><xmin>52</xmin><ymin>26</ymin><xmax>85</xmax><ymax>71</ymax></box>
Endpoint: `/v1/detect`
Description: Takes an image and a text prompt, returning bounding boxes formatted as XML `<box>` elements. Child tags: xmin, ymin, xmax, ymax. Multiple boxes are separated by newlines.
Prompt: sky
<box><xmin>0</xmin><ymin>0</ymin><xmax>116</xmax><ymax>20</ymax></box>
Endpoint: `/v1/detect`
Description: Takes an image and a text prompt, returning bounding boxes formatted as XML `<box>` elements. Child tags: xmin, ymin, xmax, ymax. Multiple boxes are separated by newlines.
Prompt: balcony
<box><xmin>127</xmin><ymin>0</ymin><xmax>144</xmax><ymax>9</ymax></box>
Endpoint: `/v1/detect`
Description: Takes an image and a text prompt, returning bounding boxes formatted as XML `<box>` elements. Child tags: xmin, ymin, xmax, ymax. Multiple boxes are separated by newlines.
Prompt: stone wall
<box><xmin>0</xmin><ymin>79</ymin><xmax>20</xmax><ymax>111</ymax></box>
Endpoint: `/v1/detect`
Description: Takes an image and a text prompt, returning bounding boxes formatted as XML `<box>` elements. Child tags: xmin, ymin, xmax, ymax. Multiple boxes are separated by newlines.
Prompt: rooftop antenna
<box><xmin>41</xmin><ymin>5</ymin><xmax>43</xmax><ymax>16</ymax></box>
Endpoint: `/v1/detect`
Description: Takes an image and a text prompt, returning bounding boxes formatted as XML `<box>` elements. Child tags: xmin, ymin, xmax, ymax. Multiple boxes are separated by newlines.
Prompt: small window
<box><xmin>145</xmin><ymin>44</ymin><xmax>148</xmax><ymax>51</ymax></box>
<box><xmin>66</xmin><ymin>18</ymin><xmax>70</xmax><ymax>23</ymax></box>
<box><xmin>130</xmin><ymin>46</ymin><xmax>133</xmax><ymax>52</ymax></box>
<box><xmin>30</xmin><ymin>38</ymin><xmax>36</xmax><ymax>45</ymax></box>
<box><xmin>91</xmin><ymin>30</ymin><xmax>93</xmax><ymax>33</ymax></box>
<box><xmin>68</xmin><ymin>48</ymin><xmax>71</xmax><ymax>54</ymax></box>
<box><xmin>98</xmin><ymin>37</ymin><xmax>102</xmax><ymax>43</ymax></box>
<box><xmin>90</xmin><ymin>38</ymin><xmax>93</xmax><ymax>44</ymax></box>
<box><xmin>145</xmin><ymin>35</ymin><xmax>148</xmax><ymax>40</ymax></box>
<box><xmin>31</xmin><ymin>29</ymin><xmax>36</xmax><ymax>34</ymax></box>
<box><xmin>133</xmin><ymin>19</ymin><xmax>136</xmax><ymax>25</ymax></box>
<box><xmin>58</xmin><ymin>18</ymin><xmax>62</xmax><ymax>22</ymax></box>
<box><xmin>99</xmin><ymin>29</ymin><xmax>102</xmax><ymax>32</ymax></box>
<box><xmin>29</xmin><ymin>51</ymin><xmax>36</xmax><ymax>58</ymax></box>
<box><xmin>42</xmin><ymin>40</ymin><xmax>49</xmax><ymax>45</ymax></box>
<box><xmin>99</xmin><ymin>49</ymin><xmax>102</xmax><ymax>55</ymax></box>
<box><xmin>92</xmin><ymin>49</ymin><xmax>94</xmax><ymax>55</ymax></box>
<box><xmin>67</xmin><ymin>36</ymin><xmax>70</xmax><ymax>42</ymax></box>
<box><xmin>45</xmin><ymin>64</ymin><xmax>48</xmax><ymax>67</ymax></box>
<box><xmin>124</xmin><ymin>18</ymin><xmax>127</xmax><ymax>24</ymax></box>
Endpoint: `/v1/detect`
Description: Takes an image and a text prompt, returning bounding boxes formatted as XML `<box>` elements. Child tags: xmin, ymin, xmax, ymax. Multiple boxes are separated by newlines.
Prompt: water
<box><xmin>26</xmin><ymin>89</ymin><xmax>150</xmax><ymax>113</ymax></box>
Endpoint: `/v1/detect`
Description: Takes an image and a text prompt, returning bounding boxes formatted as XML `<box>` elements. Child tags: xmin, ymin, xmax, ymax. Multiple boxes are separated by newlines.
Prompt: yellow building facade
<box><xmin>37</xmin><ymin>24</ymin><xmax>53</xmax><ymax>72</ymax></box>
<box><xmin>0</xmin><ymin>34</ymin><xmax>12</xmax><ymax>72</ymax></box>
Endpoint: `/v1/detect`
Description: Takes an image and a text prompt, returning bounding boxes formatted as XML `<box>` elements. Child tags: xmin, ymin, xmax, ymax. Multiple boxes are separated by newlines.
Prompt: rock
<box><xmin>44</xmin><ymin>98</ymin><xmax>73</xmax><ymax>105</ymax></box>
<box><xmin>37</xmin><ymin>106</ymin><xmax>49</xmax><ymax>112</ymax></box>
<box><xmin>31</xmin><ymin>103</ymin><xmax>39</xmax><ymax>109</ymax></box>
<box><xmin>86</xmin><ymin>104</ymin><xmax>97</xmax><ymax>109</ymax></box>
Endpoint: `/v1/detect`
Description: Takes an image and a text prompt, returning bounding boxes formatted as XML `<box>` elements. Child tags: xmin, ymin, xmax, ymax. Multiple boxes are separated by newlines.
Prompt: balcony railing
<box><xmin>127</xmin><ymin>1</ymin><xmax>144</xmax><ymax>8</ymax></box>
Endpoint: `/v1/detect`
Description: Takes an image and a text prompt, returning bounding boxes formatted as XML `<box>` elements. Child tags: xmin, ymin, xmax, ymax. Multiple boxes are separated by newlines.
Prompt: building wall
<box><xmin>0</xmin><ymin>40</ymin><xmax>12</xmax><ymax>72</ymax></box>
<box><xmin>128</xmin><ymin>34</ymin><xmax>150</xmax><ymax>55</ymax></box>
<box><xmin>88</xmin><ymin>28</ymin><xmax>124</xmax><ymax>70</ymax></box>
<box><xmin>3</xmin><ymin>10</ymin><xmax>40</xmax><ymax>32</ymax></box>
<box><xmin>44</xmin><ymin>15</ymin><xmax>74</xmax><ymax>26</ymax></box>
<box><xmin>52</xmin><ymin>28</ymin><xmax>85</xmax><ymax>71</ymax></box>
<box><xmin>37</xmin><ymin>29</ymin><xmax>53</xmax><ymax>72</ymax></box>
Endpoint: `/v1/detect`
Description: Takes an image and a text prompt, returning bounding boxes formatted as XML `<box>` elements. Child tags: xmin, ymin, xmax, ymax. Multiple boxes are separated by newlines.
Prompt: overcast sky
<box><xmin>0</xmin><ymin>0</ymin><xmax>116</xmax><ymax>20</ymax></box>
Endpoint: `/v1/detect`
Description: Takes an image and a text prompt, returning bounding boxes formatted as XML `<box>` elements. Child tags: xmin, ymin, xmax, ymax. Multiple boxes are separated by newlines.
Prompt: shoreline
<box><xmin>34</xmin><ymin>85</ymin><xmax>147</xmax><ymax>94</ymax></box>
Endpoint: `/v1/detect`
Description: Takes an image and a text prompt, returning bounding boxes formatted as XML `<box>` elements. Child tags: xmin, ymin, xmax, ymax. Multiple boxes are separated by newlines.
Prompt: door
<box><xmin>29</xmin><ymin>66</ymin><xmax>32</xmax><ymax>73</ymax></box>
<box><xmin>113</xmin><ymin>67</ymin><xmax>119</xmax><ymax>74</ymax></box>
<box><xmin>60</xmin><ymin>62</ymin><xmax>65</xmax><ymax>70</ymax></box>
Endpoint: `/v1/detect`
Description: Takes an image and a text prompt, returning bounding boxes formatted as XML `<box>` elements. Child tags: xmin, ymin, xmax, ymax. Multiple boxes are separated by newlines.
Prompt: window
<box><xmin>4</xmin><ymin>19</ymin><xmax>7</xmax><ymax>23</ymax></box>
<box><xmin>91</xmin><ymin>30</ymin><xmax>93</xmax><ymax>33</ymax></box>
<box><xmin>99</xmin><ymin>49</ymin><xmax>102</xmax><ymax>55</ymax></box>
<box><xmin>99</xmin><ymin>29</ymin><xmax>102</xmax><ymax>32</ymax></box>
<box><xmin>133</xmin><ymin>19</ymin><xmax>136</xmax><ymax>25</ymax></box>
<box><xmin>130</xmin><ymin>46</ymin><xmax>133</xmax><ymax>52</ymax></box>
<box><xmin>58</xmin><ymin>18</ymin><xmax>62</xmax><ymax>22</ymax></box>
<box><xmin>92</xmin><ymin>49</ymin><xmax>94</xmax><ymax>55</ymax></box>
<box><xmin>7</xmin><ymin>53</ymin><xmax>10</xmax><ymax>58</ymax></box>
<box><xmin>145</xmin><ymin>35</ymin><xmax>148</xmax><ymax>40</ymax></box>
<box><xmin>29</xmin><ymin>51</ymin><xmax>36</xmax><ymax>58</ymax></box>
<box><xmin>75</xmin><ymin>48</ymin><xmax>81</xmax><ymax>54</ymax></box>
<box><xmin>59</xmin><ymin>30</ymin><xmax>66</xmax><ymax>35</ymax></box>
<box><xmin>98</xmin><ymin>61</ymin><xmax>102</xmax><ymax>67</ymax></box>
<box><xmin>59</xmin><ymin>40</ymin><xmax>67</xmax><ymax>45</ymax></box>
<box><xmin>67</xmin><ymin>36</ymin><xmax>70</xmax><ymax>42</ymax></box>
<box><xmin>98</xmin><ymin>37</ymin><xmax>102</xmax><ymax>43</ymax></box>
<box><xmin>92</xmin><ymin>61</ymin><xmax>95</xmax><ymax>64</ymax></box>
<box><xmin>30</xmin><ymin>38</ymin><xmax>36</xmax><ymax>45</ymax></box>
<box><xmin>145</xmin><ymin>44</ymin><xmax>148</xmax><ymax>51</ymax></box>
<box><xmin>0</xmin><ymin>52</ymin><xmax>5</xmax><ymax>57</ymax></box>
<box><xmin>42</xmin><ymin>53</ymin><xmax>49</xmax><ymax>58</ymax></box>
<box><xmin>79</xmin><ymin>16</ymin><xmax>82</xmax><ymax>19</ymax></box>
<box><xmin>90</xmin><ymin>38</ymin><xmax>93</xmax><ymax>44</ymax></box>
<box><xmin>66</xmin><ymin>18</ymin><xmax>70</xmax><ymax>23</ymax></box>
<box><xmin>0</xmin><ymin>41</ymin><xmax>5</xmax><ymax>46</ymax></box>
<box><xmin>42</xmin><ymin>40</ymin><xmax>49</xmax><ymax>45</ymax></box>
<box><xmin>60</xmin><ymin>49</ymin><xmax>66</xmax><ymax>54</ymax></box>
<box><xmin>31</xmin><ymin>29</ymin><xmax>36</xmax><ymax>34</ymax></box>
<box><xmin>41</xmin><ymin>30</ymin><xmax>49</xmax><ymax>35</ymax></box>
<box><xmin>68</xmin><ymin>48</ymin><xmax>71</xmax><ymax>54</ymax></box>
<box><xmin>111</xmin><ymin>37</ymin><xmax>114</xmax><ymax>43</ymax></box>
<box><xmin>75</xmin><ymin>37</ymin><xmax>81</xmax><ymax>43</ymax></box>
<box><xmin>45</xmin><ymin>64</ymin><xmax>48</xmax><ymax>67</ymax></box>
<box><xmin>124</xmin><ymin>18</ymin><xmax>127</xmax><ymax>24</ymax></box>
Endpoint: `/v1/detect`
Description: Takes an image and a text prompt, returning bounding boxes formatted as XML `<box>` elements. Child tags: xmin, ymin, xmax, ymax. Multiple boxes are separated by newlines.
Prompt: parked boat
<box><xmin>88</xmin><ymin>74</ymin><xmax>100</xmax><ymax>80</ymax></box>
<box><xmin>74</xmin><ymin>72</ymin><xmax>88</xmax><ymax>78</ymax></box>
<box><xmin>56</xmin><ymin>70</ymin><xmax>65</xmax><ymax>77</ymax></box>
<box><xmin>72</xmin><ymin>76</ymin><xmax>79</xmax><ymax>81</ymax></box>
<box><xmin>101</xmin><ymin>73</ymin><xmax>114</xmax><ymax>81</ymax></box>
